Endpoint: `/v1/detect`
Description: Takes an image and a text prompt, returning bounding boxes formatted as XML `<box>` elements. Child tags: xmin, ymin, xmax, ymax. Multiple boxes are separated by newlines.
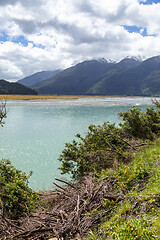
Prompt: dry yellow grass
<box><xmin>0</xmin><ymin>95</ymin><xmax>106</xmax><ymax>100</ymax></box>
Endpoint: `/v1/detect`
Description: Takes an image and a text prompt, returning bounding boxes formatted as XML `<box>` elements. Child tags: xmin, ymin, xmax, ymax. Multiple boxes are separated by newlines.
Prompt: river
<box><xmin>0</xmin><ymin>96</ymin><xmax>154</xmax><ymax>190</ymax></box>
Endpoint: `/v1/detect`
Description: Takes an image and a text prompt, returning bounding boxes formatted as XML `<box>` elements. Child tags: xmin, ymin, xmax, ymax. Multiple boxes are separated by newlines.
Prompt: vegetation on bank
<box><xmin>0</xmin><ymin>94</ymin><xmax>107</xmax><ymax>100</ymax></box>
<box><xmin>0</xmin><ymin>100</ymin><xmax>160</xmax><ymax>239</ymax></box>
<box><xmin>59</xmin><ymin>101</ymin><xmax>160</xmax><ymax>180</ymax></box>
<box><xmin>87</xmin><ymin>141</ymin><xmax>160</xmax><ymax>239</ymax></box>
<box><xmin>0</xmin><ymin>159</ymin><xmax>40</xmax><ymax>218</ymax></box>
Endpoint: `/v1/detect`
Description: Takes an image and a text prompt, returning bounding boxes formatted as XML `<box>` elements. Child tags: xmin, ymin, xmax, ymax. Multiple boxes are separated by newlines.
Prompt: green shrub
<box><xmin>58</xmin><ymin>123</ymin><xmax>132</xmax><ymax>179</ymax></box>
<box><xmin>0</xmin><ymin>159</ymin><xmax>40</xmax><ymax>218</ymax></box>
<box><xmin>59</xmin><ymin>101</ymin><xmax>160</xmax><ymax>180</ymax></box>
<box><xmin>119</xmin><ymin>104</ymin><xmax>160</xmax><ymax>140</ymax></box>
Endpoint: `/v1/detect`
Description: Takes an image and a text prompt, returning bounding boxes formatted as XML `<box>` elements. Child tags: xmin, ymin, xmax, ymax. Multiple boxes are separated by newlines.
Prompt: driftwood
<box><xmin>0</xmin><ymin>176</ymin><xmax>123</xmax><ymax>240</ymax></box>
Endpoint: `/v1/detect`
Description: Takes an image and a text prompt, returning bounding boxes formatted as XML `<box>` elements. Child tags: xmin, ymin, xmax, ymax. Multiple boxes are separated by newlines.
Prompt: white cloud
<box><xmin>0</xmin><ymin>0</ymin><xmax>160</xmax><ymax>81</ymax></box>
<box><xmin>139</xmin><ymin>3</ymin><xmax>160</xmax><ymax>35</ymax></box>
<box><xmin>0</xmin><ymin>58</ymin><xmax>23</xmax><ymax>81</ymax></box>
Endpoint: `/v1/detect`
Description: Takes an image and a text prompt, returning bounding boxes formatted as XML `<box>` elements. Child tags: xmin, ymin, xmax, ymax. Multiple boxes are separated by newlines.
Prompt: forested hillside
<box><xmin>0</xmin><ymin>80</ymin><xmax>37</xmax><ymax>95</ymax></box>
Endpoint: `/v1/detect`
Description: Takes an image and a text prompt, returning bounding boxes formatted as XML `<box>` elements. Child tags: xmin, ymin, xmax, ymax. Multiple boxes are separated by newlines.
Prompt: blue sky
<box><xmin>140</xmin><ymin>0</ymin><xmax>159</xmax><ymax>4</ymax></box>
<box><xmin>122</xmin><ymin>25</ymin><xmax>157</xmax><ymax>37</ymax></box>
<box><xmin>0</xmin><ymin>0</ymin><xmax>160</xmax><ymax>81</ymax></box>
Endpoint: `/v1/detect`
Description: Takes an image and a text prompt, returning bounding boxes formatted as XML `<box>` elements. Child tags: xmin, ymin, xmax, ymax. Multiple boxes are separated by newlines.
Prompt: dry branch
<box><xmin>0</xmin><ymin>176</ymin><xmax>122</xmax><ymax>240</ymax></box>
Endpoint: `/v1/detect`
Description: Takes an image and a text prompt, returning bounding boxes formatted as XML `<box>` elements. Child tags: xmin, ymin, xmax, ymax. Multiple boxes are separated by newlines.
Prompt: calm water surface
<box><xmin>0</xmin><ymin>97</ymin><xmax>153</xmax><ymax>190</ymax></box>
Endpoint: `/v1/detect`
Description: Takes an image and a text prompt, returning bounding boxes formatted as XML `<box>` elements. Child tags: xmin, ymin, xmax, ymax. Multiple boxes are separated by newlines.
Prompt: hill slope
<box><xmin>89</xmin><ymin>55</ymin><xmax>160</xmax><ymax>96</ymax></box>
<box><xmin>0</xmin><ymin>80</ymin><xmax>37</xmax><ymax>95</ymax></box>
<box><xmin>31</xmin><ymin>56</ymin><xmax>160</xmax><ymax>96</ymax></box>
<box><xmin>87</xmin><ymin>57</ymin><xmax>142</xmax><ymax>94</ymax></box>
<box><xmin>17</xmin><ymin>70</ymin><xmax>61</xmax><ymax>87</ymax></box>
<box><xmin>86</xmin><ymin>141</ymin><xmax>160</xmax><ymax>239</ymax></box>
<box><xmin>32</xmin><ymin>57</ymin><xmax>143</xmax><ymax>95</ymax></box>
<box><xmin>33</xmin><ymin>59</ymin><xmax>115</xmax><ymax>94</ymax></box>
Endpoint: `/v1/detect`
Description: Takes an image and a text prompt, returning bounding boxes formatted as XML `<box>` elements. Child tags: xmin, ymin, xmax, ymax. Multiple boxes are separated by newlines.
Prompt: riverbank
<box><xmin>0</xmin><ymin>94</ymin><xmax>107</xmax><ymax>100</ymax></box>
<box><xmin>0</xmin><ymin>94</ymin><xmax>157</xmax><ymax>101</ymax></box>
<box><xmin>0</xmin><ymin>95</ymin><xmax>154</xmax><ymax>107</ymax></box>
<box><xmin>1</xmin><ymin>140</ymin><xmax>160</xmax><ymax>239</ymax></box>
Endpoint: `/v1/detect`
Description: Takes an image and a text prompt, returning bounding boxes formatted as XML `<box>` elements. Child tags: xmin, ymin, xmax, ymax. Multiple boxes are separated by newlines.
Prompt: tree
<box><xmin>0</xmin><ymin>101</ymin><xmax>6</xmax><ymax>127</ymax></box>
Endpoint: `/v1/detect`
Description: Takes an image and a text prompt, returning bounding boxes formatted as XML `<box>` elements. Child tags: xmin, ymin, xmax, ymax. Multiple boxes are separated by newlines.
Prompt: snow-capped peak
<box><xmin>124</xmin><ymin>55</ymin><xmax>143</xmax><ymax>62</ymax></box>
<box><xmin>97</xmin><ymin>58</ymin><xmax>115</xmax><ymax>64</ymax></box>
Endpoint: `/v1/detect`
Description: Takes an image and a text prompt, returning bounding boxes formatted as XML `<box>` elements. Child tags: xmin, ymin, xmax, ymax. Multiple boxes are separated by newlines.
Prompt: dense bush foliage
<box><xmin>59</xmin><ymin>123</ymin><xmax>136</xmax><ymax>179</ymax></box>
<box><xmin>0</xmin><ymin>159</ymin><xmax>39</xmax><ymax>218</ymax></box>
<box><xmin>119</xmin><ymin>101</ymin><xmax>160</xmax><ymax>140</ymax></box>
<box><xmin>59</xmin><ymin>101</ymin><xmax>160</xmax><ymax>179</ymax></box>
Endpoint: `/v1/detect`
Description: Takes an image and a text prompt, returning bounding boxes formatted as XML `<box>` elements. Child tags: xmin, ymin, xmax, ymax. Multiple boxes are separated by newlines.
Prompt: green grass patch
<box><xmin>86</xmin><ymin>141</ymin><xmax>160</xmax><ymax>239</ymax></box>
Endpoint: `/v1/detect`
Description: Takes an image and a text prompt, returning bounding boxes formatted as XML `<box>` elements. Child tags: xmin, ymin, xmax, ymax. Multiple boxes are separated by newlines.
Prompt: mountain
<box><xmin>0</xmin><ymin>80</ymin><xmax>37</xmax><ymax>95</ymax></box>
<box><xmin>117</xmin><ymin>56</ymin><xmax>142</xmax><ymax>69</ymax></box>
<box><xmin>17</xmin><ymin>70</ymin><xmax>61</xmax><ymax>87</ymax></box>
<box><xmin>88</xmin><ymin>55</ymin><xmax>160</xmax><ymax>96</ymax></box>
<box><xmin>19</xmin><ymin>55</ymin><xmax>160</xmax><ymax>96</ymax></box>
<box><xmin>32</xmin><ymin>57</ymin><xmax>142</xmax><ymax>95</ymax></box>
<box><xmin>86</xmin><ymin>57</ymin><xmax>142</xmax><ymax>95</ymax></box>
<box><xmin>32</xmin><ymin>59</ymin><xmax>115</xmax><ymax>94</ymax></box>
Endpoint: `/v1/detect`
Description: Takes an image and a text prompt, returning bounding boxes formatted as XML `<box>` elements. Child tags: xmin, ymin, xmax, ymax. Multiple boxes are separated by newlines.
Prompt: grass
<box><xmin>0</xmin><ymin>94</ymin><xmax>107</xmax><ymax>100</ymax></box>
<box><xmin>86</xmin><ymin>141</ymin><xmax>160</xmax><ymax>240</ymax></box>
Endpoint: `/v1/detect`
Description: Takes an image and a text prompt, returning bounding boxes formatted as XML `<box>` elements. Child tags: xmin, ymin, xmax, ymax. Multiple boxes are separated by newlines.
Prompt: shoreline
<box><xmin>0</xmin><ymin>94</ymin><xmax>108</xmax><ymax>100</ymax></box>
<box><xmin>0</xmin><ymin>95</ymin><xmax>155</xmax><ymax>107</ymax></box>
<box><xmin>0</xmin><ymin>94</ymin><xmax>156</xmax><ymax>100</ymax></box>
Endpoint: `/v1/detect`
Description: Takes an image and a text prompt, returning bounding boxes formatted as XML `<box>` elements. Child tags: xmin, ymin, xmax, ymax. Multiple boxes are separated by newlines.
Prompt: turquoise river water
<box><xmin>0</xmin><ymin>97</ymin><xmax>154</xmax><ymax>190</ymax></box>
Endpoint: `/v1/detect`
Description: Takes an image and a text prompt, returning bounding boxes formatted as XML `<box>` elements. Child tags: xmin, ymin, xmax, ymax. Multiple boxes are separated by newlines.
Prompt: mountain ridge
<box><xmin>17</xmin><ymin>55</ymin><xmax>160</xmax><ymax>96</ymax></box>
<box><xmin>0</xmin><ymin>79</ymin><xmax>37</xmax><ymax>95</ymax></box>
<box><xmin>17</xmin><ymin>70</ymin><xmax>61</xmax><ymax>87</ymax></box>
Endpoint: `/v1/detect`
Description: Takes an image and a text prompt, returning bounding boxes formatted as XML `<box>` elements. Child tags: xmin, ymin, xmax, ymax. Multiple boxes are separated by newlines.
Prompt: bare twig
<box><xmin>0</xmin><ymin>214</ymin><xmax>24</xmax><ymax>231</ymax></box>
<box><xmin>53</xmin><ymin>182</ymin><xmax>68</xmax><ymax>192</ymax></box>
<box><xmin>55</xmin><ymin>178</ymin><xmax>78</xmax><ymax>190</ymax></box>
<box><xmin>12</xmin><ymin>227</ymin><xmax>53</xmax><ymax>239</ymax></box>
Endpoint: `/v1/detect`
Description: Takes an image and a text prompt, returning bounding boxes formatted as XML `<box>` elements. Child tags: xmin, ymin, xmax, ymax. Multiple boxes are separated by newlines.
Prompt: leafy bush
<box><xmin>59</xmin><ymin>101</ymin><xmax>160</xmax><ymax>180</ymax></box>
<box><xmin>119</xmin><ymin>103</ymin><xmax>160</xmax><ymax>140</ymax></box>
<box><xmin>0</xmin><ymin>159</ymin><xmax>40</xmax><ymax>218</ymax></box>
<box><xmin>59</xmin><ymin>123</ymin><xmax>133</xmax><ymax>179</ymax></box>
